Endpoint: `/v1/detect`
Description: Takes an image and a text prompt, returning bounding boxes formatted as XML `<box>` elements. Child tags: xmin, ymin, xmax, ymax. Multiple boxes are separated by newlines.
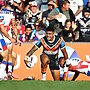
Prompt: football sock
<box><xmin>0</xmin><ymin>60</ymin><xmax>7</xmax><ymax>76</ymax></box>
<box><xmin>7</xmin><ymin>62</ymin><xmax>13</xmax><ymax>75</ymax></box>
<box><xmin>41</xmin><ymin>68</ymin><xmax>46</xmax><ymax>80</ymax></box>
<box><xmin>42</xmin><ymin>72</ymin><xmax>46</xmax><ymax>80</ymax></box>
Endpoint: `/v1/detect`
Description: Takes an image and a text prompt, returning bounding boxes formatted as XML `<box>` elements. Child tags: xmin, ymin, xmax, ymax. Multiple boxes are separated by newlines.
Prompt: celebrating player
<box><xmin>24</xmin><ymin>26</ymin><xmax>68</xmax><ymax>80</ymax></box>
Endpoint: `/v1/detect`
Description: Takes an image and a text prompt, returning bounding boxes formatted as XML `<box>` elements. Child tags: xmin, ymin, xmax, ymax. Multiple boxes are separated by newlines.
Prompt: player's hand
<box><xmin>24</xmin><ymin>56</ymin><xmax>29</xmax><ymax>61</ymax></box>
<box><xmin>24</xmin><ymin>55</ymin><xmax>38</xmax><ymax>68</ymax></box>
<box><xmin>24</xmin><ymin>56</ymin><xmax>31</xmax><ymax>68</ymax></box>
<box><xmin>10</xmin><ymin>38</ymin><xmax>16</xmax><ymax>43</ymax></box>
<box><xmin>16</xmin><ymin>39</ymin><xmax>22</xmax><ymax>46</ymax></box>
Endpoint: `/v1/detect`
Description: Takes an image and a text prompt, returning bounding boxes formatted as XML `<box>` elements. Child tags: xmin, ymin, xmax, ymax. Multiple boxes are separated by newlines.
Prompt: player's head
<box><xmin>46</xmin><ymin>26</ymin><xmax>55</xmax><ymax>41</ymax></box>
<box><xmin>58</xmin><ymin>57</ymin><xmax>65</xmax><ymax>67</ymax></box>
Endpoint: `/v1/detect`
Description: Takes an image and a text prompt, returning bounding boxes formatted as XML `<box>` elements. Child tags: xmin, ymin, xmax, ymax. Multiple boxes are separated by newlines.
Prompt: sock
<box><xmin>7</xmin><ymin>62</ymin><xmax>13</xmax><ymax>75</ymax></box>
<box><xmin>0</xmin><ymin>60</ymin><xmax>7</xmax><ymax>77</ymax></box>
<box><xmin>42</xmin><ymin>72</ymin><xmax>46</xmax><ymax>79</ymax></box>
<box><xmin>41</xmin><ymin>68</ymin><xmax>46</xmax><ymax>80</ymax></box>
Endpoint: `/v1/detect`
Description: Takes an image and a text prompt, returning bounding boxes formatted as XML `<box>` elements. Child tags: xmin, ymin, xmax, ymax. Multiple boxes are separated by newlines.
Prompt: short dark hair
<box><xmin>83</xmin><ymin>8</ymin><xmax>90</xmax><ymax>13</ymax></box>
<box><xmin>61</xmin><ymin>0</ymin><xmax>70</xmax><ymax>6</ymax></box>
<box><xmin>46</xmin><ymin>26</ymin><xmax>55</xmax><ymax>32</ymax></box>
<box><xmin>82</xmin><ymin>7</ymin><xmax>90</xmax><ymax>16</ymax></box>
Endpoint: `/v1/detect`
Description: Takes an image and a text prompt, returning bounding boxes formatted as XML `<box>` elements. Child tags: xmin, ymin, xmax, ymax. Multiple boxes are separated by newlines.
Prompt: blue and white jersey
<box><xmin>59</xmin><ymin>46</ymin><xmax>90</xmax><ymax>77</ymax></box>
<box><xmin>1</xmin><ymin>8</ymin><xmax>15</xmax><ymax>26</ymax></box>
<box><xmin>0</xmin><ymin>8</ymin><xmax>15</xmax><ymax>46</ymax></box>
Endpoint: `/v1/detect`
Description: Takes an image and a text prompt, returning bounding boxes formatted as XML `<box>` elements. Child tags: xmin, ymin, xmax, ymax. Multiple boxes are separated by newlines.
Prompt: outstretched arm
<box><xmin>26</xmin><ymin>45</ymin><xmax>38</xmax><ymax>57</ymax></box>
<box><xmin>24</xmin><ymin>45</ymin><xmax>38</xmax><ymax>68</ymax></box>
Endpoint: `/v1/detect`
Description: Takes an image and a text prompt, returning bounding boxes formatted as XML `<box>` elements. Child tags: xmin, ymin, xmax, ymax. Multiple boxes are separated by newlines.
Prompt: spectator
<box><xmin>25</xmin><ymin>27</ymin><xmax>31</xmax><ymax>42</ymax></box>
<box><xmin>61</xmin><ymin>19</ymin><xmax>80</xmax><ymax>42</ymax></box>
<box><xmin>71</xmin><ymin>21</ymin><xmax>82</xmax><ymax>42</ymax></box>
<box><xmin>68</xmin><ymin>0</ymin><xmax>83</xmax><ymax>20</ymax></box>
<box><xmin>24</xmin><ymin>1</ymin><xmax>42</xmax><ymax>32</ymax></box>
<box><xmin>6</xmin><ymin>0</ymin><xmax>24</xmax><ymax>15</ymax></box>
<box><xmin>28</xmin><ymin>21</ymin><xmax>46</xmax><ymax>44</ymax></box>
<box><xmin>42</xmin><ymin>1</ymin><xmax>57</xmax><ymax>28</ymax></box>
<box><xmin>15</xmin><ymin>15</ymin><xmax>26</xmax><ymax>42</ymax></box>
<box><xmin>48</xmin><ymin>0</ymin><xmax>75</xmax><ymax>35</ymax></box>
<box><xmin>76</xmin><ymin>8</ymin><xmax>90</xmax><ymax>42</ymax></box>
<box><xmin>60</xmin><ymin>0</ymin><xmax>76</xmax><ymax>21</ymax></box>
<box><xmin>61</xmin><ymin>19</ymin><xmax>75</xmax><ymax>42</ymax></box>
<box><xmin>48</xmin><ymin>0</ymin><xmax>75</xmax><ymax>21</ymax></box>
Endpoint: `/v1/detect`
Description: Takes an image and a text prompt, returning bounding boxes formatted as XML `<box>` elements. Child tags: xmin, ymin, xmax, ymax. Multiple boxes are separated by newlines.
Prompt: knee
<box><xmin>1</xmin><ymin>51</ymin><xmax>8</xmax><ymax>60</ymax></box>
<box><xmin>40</xmin><ymin>54</ymin><xmax>49</xmax><ymax>63</ymax></box>
<box><xmin>40</xmin><ymin>54</ymin><xmax>49</xmax><ymax>67</ymax></box>
<box><xmin>41</xmin><ymin>60</ymin><xmax>49</xmax><ymax>68</ymax></box>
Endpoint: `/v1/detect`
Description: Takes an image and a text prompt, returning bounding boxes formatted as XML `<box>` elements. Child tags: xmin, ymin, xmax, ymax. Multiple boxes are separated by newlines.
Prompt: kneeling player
<box><xmin>59</xmin><ymin>57</ymin><xmax>90</xmax><ymax>80</ymax></box>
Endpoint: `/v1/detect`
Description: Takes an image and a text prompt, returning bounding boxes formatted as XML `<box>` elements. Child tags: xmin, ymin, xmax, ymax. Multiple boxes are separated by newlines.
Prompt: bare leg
<box><xmin>40</xmin><ymin>53</ymin><xmax>49</xmax><ymax>80</ymax></box>
<box><xmin>0</xmin><ymin>50</ymin><xmax>8</xmax><ymax>80</ymax></box>
<box><xmin>51</xmin><ymin>70</ymin><xmax>60</xmax><ymax>80</ymax></box>
<box><xmin>72</xmin><ymin>71</ymin><xmax>79</xmax><ymax>81</ymax></box>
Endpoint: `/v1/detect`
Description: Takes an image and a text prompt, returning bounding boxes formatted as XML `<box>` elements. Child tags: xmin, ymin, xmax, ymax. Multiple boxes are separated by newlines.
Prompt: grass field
<box><xmin>0</xmin><ymin>80</ymin><xmax>90</xmax><ymax>90</ymax></box>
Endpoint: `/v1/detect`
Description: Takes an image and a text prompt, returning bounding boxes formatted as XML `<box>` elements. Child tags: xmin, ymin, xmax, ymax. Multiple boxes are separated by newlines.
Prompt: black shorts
<box><xmin>47</xmin><ymin>54</ymin><xmax>59</xmax><ymax>70</ymax></box>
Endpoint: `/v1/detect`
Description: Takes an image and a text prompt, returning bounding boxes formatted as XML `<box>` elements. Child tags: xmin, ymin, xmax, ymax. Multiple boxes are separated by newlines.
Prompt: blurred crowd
<box><xmin>0</xmin><ymin>0</ymin><xmax>90</xmax><ymax>43</ymax></box>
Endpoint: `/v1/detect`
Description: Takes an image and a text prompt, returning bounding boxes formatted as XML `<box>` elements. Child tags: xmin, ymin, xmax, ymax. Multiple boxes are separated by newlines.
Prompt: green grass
<box><xmin>0</xmin><ymin>80</ymin><xmax>90</xmax><ymax>90</ymax></box>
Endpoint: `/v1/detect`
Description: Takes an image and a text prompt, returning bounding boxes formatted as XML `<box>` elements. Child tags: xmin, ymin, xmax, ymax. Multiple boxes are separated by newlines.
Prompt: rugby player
<box><xmin>24</xmin><ymin>26</ymin><xmax>68</xmax><ymax>80</ymax></box>
<box><xmin>59</xmin><ymin>57</ymin><xmax>90</xmax><ymax>80</ymax></box>
<box><xmin>0</xmin><ymin>19</ymin><xmax>15</xmax><ymax>80</ymax></box>
<box><xmin>0</xmin><ymin>4</ymin><xmax>17</xmax><ymax>80</ymax></box>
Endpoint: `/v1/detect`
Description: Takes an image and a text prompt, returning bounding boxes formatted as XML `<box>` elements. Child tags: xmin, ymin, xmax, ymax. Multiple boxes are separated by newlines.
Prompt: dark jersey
<box><xmin>35</xmin><ymin>35</ymin><xmax>65</xmax><ymax>55</ymax></box>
